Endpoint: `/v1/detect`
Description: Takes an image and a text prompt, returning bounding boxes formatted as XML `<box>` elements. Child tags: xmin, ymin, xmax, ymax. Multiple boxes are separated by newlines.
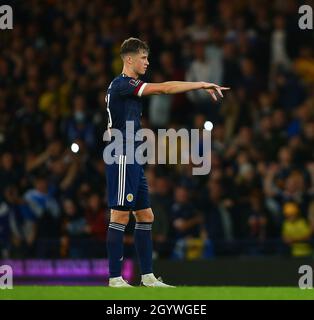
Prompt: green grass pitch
<box><xmin>0</xmin><ymin>286</ymin><xmax>313</xmax><ymax>300</ymax></box>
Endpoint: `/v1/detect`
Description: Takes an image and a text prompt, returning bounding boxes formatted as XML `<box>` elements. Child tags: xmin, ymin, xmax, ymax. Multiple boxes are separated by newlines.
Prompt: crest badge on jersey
<box><xmin>129</xmin><ymin>79</ymin><xmax>141</xmax><ymax>87</ymax></box>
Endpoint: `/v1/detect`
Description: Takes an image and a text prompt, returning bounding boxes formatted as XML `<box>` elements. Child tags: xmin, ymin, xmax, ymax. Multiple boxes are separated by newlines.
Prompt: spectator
<box><xmin>148</xmin><ymin>72</ymin><xmax>172</xmax><ymax>128</ymax></box>
<box><xmin>186</xmin><ymin>41</ymin><xmax>222</xmax><ymax>118</ymax></box>
<box><xmin>85</xmin><ymin>193</ymin><xmax>108</xmax><ymax>241</ymax></box>
<box><xmin>282</xmin><ymin>202</ymin><xmax>313</xmax><ymax>257</ymax></box>
<box><xmin>0</xmin><ymin>200</ymin><xmax>14</xmax><ymax>259</ymax></box>
<box><xmin>24</xmin><ymin>175</ymin><xmax>61</xmax><ymax>257</ymax></box>
<box><xmin>64</xmin><ymin>95</ymin><xmax>95</xmax><ymax>150</ymax></box>
<box><xmin>270</xmin><ymin>15</ymin><xmax>291</xmax><ymax>71</ymax></box>
<box><xmin>61</xmin><ymin>198</ymin><xmax>89</xmax><ymax>258</ymax></box>
<box><xmin>200</xmin><ymin>181</ymin><xmax>237</xmax><ymax>255</ymax></box>
<box><xmin>0</xmin><ymin>152</ymin><xmax>21</xmax><ymax>196</ymax></box>
<box><xmin>150</xmin><ymin>175</ymin><xmax>172</xmax><ymax>258</ymax></box>
<box><xmin>185</xmin><ymin>11</ymin><xmax>211</xmax><ymax>42</ymax></box>
<box><xmin>247</xmin><ymin>191</ymin><xmax>268</xmax><ymax>241</ymax></box>
<box><xmin>171</xmin><ymin>185</ymin><xmax>202</xmax><ymax>241</ymax></box>
<box><xmin>170</xmin><ymin>185</ymin><xmax>204</xmax><ymax>259</ymax></box>
<box><xmin>3</xmin><ymin>185</ymin><xmax>32</xmax><ymax>258</ymax></box>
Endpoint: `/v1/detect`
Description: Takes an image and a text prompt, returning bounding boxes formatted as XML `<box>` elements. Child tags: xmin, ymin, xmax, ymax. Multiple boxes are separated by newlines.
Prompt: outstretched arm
<box><xmin>141</xmin><ymin>81</ymin><xmax>230</xmax><ymax>101</ymax></box>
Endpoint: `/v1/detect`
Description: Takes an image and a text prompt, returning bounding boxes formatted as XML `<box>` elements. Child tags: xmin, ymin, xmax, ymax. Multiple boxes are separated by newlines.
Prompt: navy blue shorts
<box><xmin>105</xmin><ymin>155</ymin><xmax>150</xmax><ymax>211</ymax></box>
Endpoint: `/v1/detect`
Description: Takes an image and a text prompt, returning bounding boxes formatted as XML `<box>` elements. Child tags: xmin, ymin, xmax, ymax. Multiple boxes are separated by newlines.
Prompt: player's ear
<box><xmin>125</xmin><ymin>55</ymin><xmax>133</xmax><ymax>65</ymax></box>
<box><xmin>121</xmin><ymin>54</ymin><xmax>130</xmax><ymax>65</ymax></box>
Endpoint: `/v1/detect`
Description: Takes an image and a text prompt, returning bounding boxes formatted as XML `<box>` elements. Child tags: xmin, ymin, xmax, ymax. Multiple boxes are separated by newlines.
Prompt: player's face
<box><xmin>133</xmin><ymin>50</ymin><xmax>149</xmax><ymax>75</ymax></box>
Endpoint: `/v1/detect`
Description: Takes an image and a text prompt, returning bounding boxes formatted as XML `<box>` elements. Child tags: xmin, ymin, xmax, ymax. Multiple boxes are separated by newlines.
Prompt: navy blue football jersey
<box><xmin>105</xmin><ymin>73</ymin><xmax>147</xmax><ymax>144</ymax></box>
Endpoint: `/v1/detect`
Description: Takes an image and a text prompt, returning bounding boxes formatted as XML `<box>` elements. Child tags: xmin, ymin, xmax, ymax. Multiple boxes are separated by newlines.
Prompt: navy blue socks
<box><xmin>134</xmin><ymin>222</ymin><xmax>153</xmax><ymax>275</ymax></box>
<box><xmin>107</xmin><ymin>222</ymin><xmax>126</xmax><ymax>278</ymax></box>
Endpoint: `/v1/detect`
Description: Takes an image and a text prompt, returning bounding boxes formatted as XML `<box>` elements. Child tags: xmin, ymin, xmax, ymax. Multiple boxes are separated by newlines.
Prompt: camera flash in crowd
<box><xmin>204</xmin><ymin>121</ymin><xmax>213</xmax><ymax>131</ymax></box>
<box><xmin>71</xmin><ymin>143</ymin><xmax>79</xmax><ymax>153</ymax></box>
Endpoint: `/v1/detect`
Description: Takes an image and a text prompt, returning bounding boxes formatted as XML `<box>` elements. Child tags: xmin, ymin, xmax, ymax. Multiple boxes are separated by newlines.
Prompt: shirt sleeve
<box><xmin>118</xmin><ymin>77</ymin><xmax>147</xmax><ymax>97</ymax></box>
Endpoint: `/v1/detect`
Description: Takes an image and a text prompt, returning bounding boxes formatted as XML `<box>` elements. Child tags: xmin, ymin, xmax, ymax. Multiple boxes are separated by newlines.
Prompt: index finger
<box><xmin>218</xmin><ymin>87</ymin><xmax>230</xmax><ymax>90</ymax></box>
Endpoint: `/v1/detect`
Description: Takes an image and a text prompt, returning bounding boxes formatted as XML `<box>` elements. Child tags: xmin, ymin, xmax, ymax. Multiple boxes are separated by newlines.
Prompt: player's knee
<box><xmin>148</xmin><ymin>212</ymin><xmax>154</xmax><ymax>223</ymax></box>
<box><xmin>110</xmin><ymin>210</ymin><xmax>130</xmax><ymax>225</ymax></box>
<box><xmin>134</xmin><ymin>209</ymin><xmax>154</xmax><ymax>223</ymax></box>
<box><xmin>143</xmin><ymin>214</ymin><xmax>154</xmax><ymax>224</ymax></box>
<box><xmin>113</xmin><ymin>216</ymin><xmax>129</xmax><ymax>225</ymax></box>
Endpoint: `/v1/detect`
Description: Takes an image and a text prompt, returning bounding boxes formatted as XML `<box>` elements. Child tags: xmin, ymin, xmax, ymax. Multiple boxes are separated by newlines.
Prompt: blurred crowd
<box><xmin>0</xmin><ymin>0</ymin><xmax>314</xmax><ymax>260</ymax></box>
